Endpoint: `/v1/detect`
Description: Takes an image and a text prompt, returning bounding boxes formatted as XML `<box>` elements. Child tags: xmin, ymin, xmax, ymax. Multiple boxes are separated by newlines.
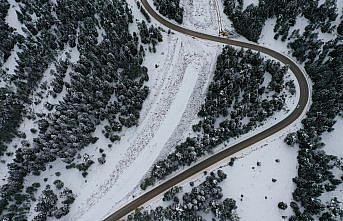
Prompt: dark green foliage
<box><xmin>224</xmin><ymin>3</ymin><xmax>265</xmax><ymax>42</ymax></box>
<box><xmin>0</xmin><ymin>89</ymin><xmax>24</xmax><ymax>155</ymax></box>
<box><xmin>129</xmin><ymin>171</ymin><xmax>238</xmax><ymax>221</ymax></box>
<box><xmin>287</xmin><ymin>32</ymin><xmax>343</xmax><ymax>219</ymax></box>
<box><xmin>136</xmin><ymin>1</ymin><xmax>151</xmax><ymax>22</ymax></box>
<box><xmin>223</xmin><ymin>0</ymin><xmax>343</xmax><ymax>219</ymax></box>
<box><xmin>0</xmin><ymin>0</ymin><xmax>161</xmax><ymax>219</ymax></box>
<box><xmin>162</xmin><ymin>186</ymin><xmax>182</xmax><ymax>201</ymax></box>
<box><xmin>138</xmin><ymin>20</ymin><xmax>163</xmax><ymax>53</ymax></box>
<box><xmin>33</xmin><ymin>186</ymin><xmax>75</xmax><ymax>221</ymax></box>
<box><xmin>278</xmin><ymin>202</ymin><xmax>288</xmax><ymax>210</ymax></box>
<box><xmin>338</xmin><ymin>20</ymin><xmax>343</xmax><ymax>35</ymax></box>
<box><xmin>34</xmin><ymin>186</ymin><xmax>58</xmax><ymax>220</ymax></box>
<box><xmin>222</xmin><ymin>0</ymin><xmax>338</xmax><ymax>42</ymax></box>
<box><xmin>153</xmin><ymin>0</ymin><xmax>184</xmax><ymax>23</ymax></box>
<box><xmin>141</xmin><ymin>46</ymin><xmax>288</xmax><ymax>189</ymax></box>
<box><xmin>53</xmin><ymin>180</ymin><xmax>64</xmax><ymax>190</ymax></box>
<box><xmin>288</xmin><ymin>8</ymin><xmax>343</xmax><ymax>221</ymax></box>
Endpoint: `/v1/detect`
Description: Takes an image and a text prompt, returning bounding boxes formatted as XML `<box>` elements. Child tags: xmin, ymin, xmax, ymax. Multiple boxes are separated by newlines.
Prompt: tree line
<box><xmin>0</xmin><ymin>0</ymin><xmax>162</xmax><ymax>220</ymax></box>
<box><xmin>128</xmin><ymin>170</ymin><xmax>239</xmax><ymax>221</ymax></box>
<box><xmin>223</xmin><ymin>0</ymin><xmax>343</xmax><ymax>219</ymax></box>
<box><xmin>141</xmin><ymin>46</ymin><xmax>292</xmax><ymax>190</ymax></box>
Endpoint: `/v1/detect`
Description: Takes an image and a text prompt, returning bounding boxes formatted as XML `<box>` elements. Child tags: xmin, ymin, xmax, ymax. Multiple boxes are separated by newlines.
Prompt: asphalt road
<box><xmin>104</xmin><ymin>1</ymin><xmax>310</xmax><ymax>220</ymax></box>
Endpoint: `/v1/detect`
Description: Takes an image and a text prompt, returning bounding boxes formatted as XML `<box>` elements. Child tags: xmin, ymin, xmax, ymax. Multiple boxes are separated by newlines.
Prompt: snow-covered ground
<box><xmin>117</xmin><ymin>56</ymin><xmax>304</xmax><ymax>221</ymax></box>
<box><xmin>1</xmin><ymin>0</ymin><xmax>24</xmax><ymax>88</ymax></box>
<box><xmin>0</xmin><ymin>0</ymin><xmax>223</xmax><ymax>220</ymax></box>
<box><xmin>59</xmin><ymin>1</ymin><xmax>223</xmax><ymax>220</ymax></box>
<box><xmin>3</xmin><ymin>0</ymin><xmax>341</xmax><ymax>220</ymax></box>
<box><xmin>138</xmin><ymin>1</ymin><xmax>342</xmax><ymax>220</ymax></box>
<box><xmin>108</xmin><ymin>0</ymin><xmax>323</xmax><ymax>220</ymax></box>
<box><xmin>319</xmin><ymin>117</ymin><xmax>343</xmax><ymax>204</ymax></box>
<box><xmin>81</xmin><ymin>0</ymin><xmax>310</xmax><ymax>220</ymax></box>
<box><xmin>139</xmin><ymin>128</ymin><xmax>300</xmax><ymax>221</ymax></box>
<box><xmin>30</xmin><ymin>0</ymin><xmax>343</xmax><ymax>220</ymax></box>
<box><xmin>64</xmin><ymin>0</ymin><xmax>303</xmax><ymax>220</ymax></box>
<box><xmin>5</xmin><ymin>0</ymin><xmax>25</xmax><ymax>36</ymax></box>
<box><xmin>258</xmin><ymin>16</ymin><xmax>309</xmax><ymax>54</ymax></box>
<box><xmin>147</xmin><ymin>0</ymin><xmax>233</xmax><ymax>36</ymax></box>
<box><xmin>65</xmin><ymin>37</ymin><xmax>220</xmax><ymax>221</ymax></box>
<box><xmin>179</xmin><ymin>0</ymin><xmax>219</xmax><ymax>35</ymax></box>
<box><xmin>242</xmin><ymin>0</ymin><xmax>257</xmax><ymax>10</ymax></box>
<box><xmin>69</xmin><ymin>0</ymin><xmax>312</xmax><ymax>220</ymax></box>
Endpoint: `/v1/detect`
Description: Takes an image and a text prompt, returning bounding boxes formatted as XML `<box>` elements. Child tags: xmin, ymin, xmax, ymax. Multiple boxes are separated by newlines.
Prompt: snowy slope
<box><xmin>93</xmin><ymin>0</ymin><xmax>306</xmax><ymax>220</ymax></box>
<box><xmin>60</xmin><ymin>1</ymin><xmax>223</xmax><ymax>220</ymax></box>
<box><xmin>3</xmin><ymin>0</ymin><xmax>340</xmax><ymax>220</ymax></box>
<box><xmin>182</xmin><ymin>0</ymin><xmax>342</xmax><ymax>220</ymax></box>
<box><xmin>137</xmin><ymin>130</ymin><xmax>300</xmax><ymax>221</ymax></box>
<box><xmin>112</xmin><ymin>1</ymin><xmax>312</xmax><ymax>221</ymax></box>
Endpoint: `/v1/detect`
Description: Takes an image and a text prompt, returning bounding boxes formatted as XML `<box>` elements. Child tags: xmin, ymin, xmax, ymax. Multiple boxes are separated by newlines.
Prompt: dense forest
<box><xmin>0</xmin><ymin>0</ymin><xmax>162</xmax><ymax>220</ymax></box>
<box><xmin>1</xmin><ymin>0</ymin><xmax>342</xmax><ymax>220</ymax></box>
<box><xmin>224</xmin><ymin>0</ymin><xmax>343</xmax><ymax>220</ymax></box>
<box><xmin>128</xmin><ymin>170</ymin><xmax>239</xmax><ymax>221</ymax></box>
<box><xmin>153</xmin><ymin>0</ymin><xmax>184</xmax><ymax>23</ymax></box>
<box><xmin>223</xmin><ymin>0</ymin><xmax>338</xmax><ymax>42</ymax></box>
<box><xmin>140</xmin><ymin>46</ymin><xmax>294</xmax><ymax>190</ymax></box>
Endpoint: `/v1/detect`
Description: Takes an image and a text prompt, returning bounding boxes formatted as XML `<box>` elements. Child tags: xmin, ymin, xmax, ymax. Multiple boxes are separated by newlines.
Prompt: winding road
<box><xmin>103</xmin><ymin>0</ymin><xmax>310</xmax><ymax>220</ymax></box>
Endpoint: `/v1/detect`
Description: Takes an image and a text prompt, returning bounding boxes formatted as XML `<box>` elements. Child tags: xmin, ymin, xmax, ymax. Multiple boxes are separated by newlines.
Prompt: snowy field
<box><xmin>138</xmin><ymin>1</ymin><xmax>343</xmax><ymax>221</ymax></box>
<box><xmin>59</xmin><ymin>1</ymin><xmax>224</xmax><ymax>220</ymax></box>
<box><xmin>138</xmin><ymin>127</ymin><xmax>301</xmax><ymax>221</ymax></box>
<box><xmin>94</xmin><ymin>0</ymin><xmax>310</xmax><ymax>220</ymax></box>
<box><xmin>2</xmin><ymin>0</ymin><xmax>341</xmax><ymax>220</ymax></box>
<box><xmin>69</xmin><ymin>0</ymin><xmax>315</xmax><ymax>220</ymax></box>
<box><xmin>68</xmin><ymin>0</ymin><xmax>304</xmax><ymax>220</ymax></box>
<box><xmin>148</xmin><ymin>0</ymin><xmax>233</xmax><ymax>36</ymax></box>
<box><xmin>66</xmin><ymin>37</ymin><xmax>221</xmax><ymax>221</ymax></box>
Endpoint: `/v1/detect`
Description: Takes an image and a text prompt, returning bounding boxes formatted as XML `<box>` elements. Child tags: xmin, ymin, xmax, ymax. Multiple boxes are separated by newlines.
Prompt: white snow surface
<box><xmin>259</xmin><ymin>17</ymin><xmax>310</xmax><ymax>54</ymax></box>
<box><xmin>65</xmin><ymin>37</ymin><xmax>220</xmax><ymax>221</ymax></box>
<box><xmin>63</xmin><ymin>0</ymin><xmax>339</xmax><ymax>220</ymax></box>
<box><xmin>64</xmin><ymin>0</ymin><xmax>311</xmax><ymax>220</ymax></box>
<box><xmin>81</xmin><ymin>1</ymin><xmax>310</xmax><ymax>220</ymax></box>
<box><xmin>3</xmin><ymin>0</ymin><xmax>342</xmax><ymax>220</ymax></box>
<box><xmin>148</xmin><ymin>0</ymin><xmax>233</xmax><ymax>36</ymax></box>
<box><xmin>142</xmin><ymin>1</ymin><xmax>343</xmax><ymax>220</ymax></box>
<box><xmin>5</xmin><ymin>0</ymin><xmax>26</xmax><ymax>36</ymax></box>
<box><xmin>242</xmin><ymin>0</ymin><xmax>257</xmax><ymax>10</ymax></box>
<box><xmin>60</xmin><ymin>1</ymin><xmax>223</xmax><ymax>220</ymax></box>
<box><xmin>141</xmin><ymin>129</ymin><xmax>301</xmax><ymax>221</ymax></box>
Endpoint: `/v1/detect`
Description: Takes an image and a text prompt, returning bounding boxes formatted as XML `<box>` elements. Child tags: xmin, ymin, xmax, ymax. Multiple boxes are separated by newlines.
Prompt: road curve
<box><xmin>104</xmin><ymin>1</ymin><xmax>310</xmax><ymax>220</ymax></box>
